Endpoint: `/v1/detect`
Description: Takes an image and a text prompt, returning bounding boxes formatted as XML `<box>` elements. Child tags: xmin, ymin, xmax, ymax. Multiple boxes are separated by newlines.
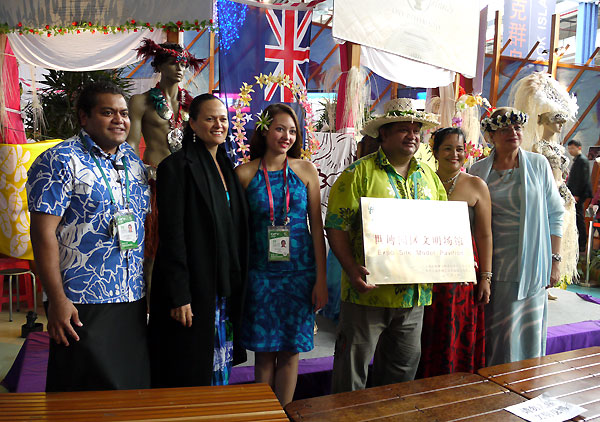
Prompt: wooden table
<box><xmin>285</xmin><ymin>372</ymin><xmax>527</xmax><ymax>421</ymax></box>
<box><xmin>479</xmin><ymin>347</ymin><xmax>600</xmax><ymax>421</ymax></box>
<box><xmin>0</xmin><ymin>383</ymin><xmax>287</xmax><ymax>421</ymax></box>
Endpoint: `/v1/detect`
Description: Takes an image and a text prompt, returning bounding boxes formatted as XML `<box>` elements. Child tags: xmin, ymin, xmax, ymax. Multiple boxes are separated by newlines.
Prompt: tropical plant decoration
<box><xmin>23</xmin><ymin>69</ymin><xmax>132</xmax><ymax>140</ymax></box>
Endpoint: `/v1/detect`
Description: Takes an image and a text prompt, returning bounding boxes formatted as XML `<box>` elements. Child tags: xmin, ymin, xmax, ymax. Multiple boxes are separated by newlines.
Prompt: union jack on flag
<box><xmin>264</xmin><ymin>9</ymin><xmax>312</xmax><ymax>102</ymax></box>
<box><xmin>218</xmin><ymin>0</ymin><xmax>314</xmax><ymax>164</ymax></box>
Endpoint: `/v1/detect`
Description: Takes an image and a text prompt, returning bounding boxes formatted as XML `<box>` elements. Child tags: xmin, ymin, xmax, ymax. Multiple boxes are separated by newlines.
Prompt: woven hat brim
<box><xmin>361</xmin><ymin>115</ymin><xmax>440</xmax><ymax>138</ymax></box>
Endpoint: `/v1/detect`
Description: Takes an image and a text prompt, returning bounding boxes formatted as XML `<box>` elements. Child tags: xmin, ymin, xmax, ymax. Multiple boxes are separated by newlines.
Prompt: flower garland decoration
<box><xmin>480</xmin><ymin>110</ymin><xmax>529</xmax><ymax>133</ymax></box>
<box><xmin>457</xmin><ymin>94</ymin><xmax>494</xmax><ymax>160</ymax></box>
<box><xmin>456</xmin><ymin>94</ymin><xmax>491</xmax><ymax>111</ymax></box>
<box><xmin>1</xmin><ymin>19</ymin><xmax>216</xmax><ymax>37</ymax></box>
<box><xmin>231</xmin><ymin>72</ymin><xmax>319</xmax><ymax>164</ymax></box>
<box><xmin>385</xmin><ymin>109</ymin><xmax>439</xmax><ymax>122</ymax></box>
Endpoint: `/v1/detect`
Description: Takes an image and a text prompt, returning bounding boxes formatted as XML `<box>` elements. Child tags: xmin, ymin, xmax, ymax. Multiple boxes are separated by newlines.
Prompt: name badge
<box><xmin>268</xmin><ymin>225</ymin><xmax>290</xmax><ymax>261</ymax></box>
<box><xmin>114</xmin><ymin>211</ymin><xmax>138</xmax><ymax>250</ymax></box>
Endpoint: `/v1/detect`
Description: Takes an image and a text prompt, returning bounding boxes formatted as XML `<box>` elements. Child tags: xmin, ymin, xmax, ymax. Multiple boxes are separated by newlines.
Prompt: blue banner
<box><xmin>503</xmin><ymin>0</ymin><xmax>556</xmax><ymax>59</ymax></box>
<box><xmin>217</xmin><ymin>0</ymin><xmax>311</xmax><ymax>164</ymax></box>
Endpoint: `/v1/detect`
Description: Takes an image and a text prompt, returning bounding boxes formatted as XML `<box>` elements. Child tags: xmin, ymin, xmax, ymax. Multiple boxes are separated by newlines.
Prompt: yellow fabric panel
<box><xmin>0</xmin><ymin>140</ymin><xmax>62</xmax><ymax>259</ymax></box>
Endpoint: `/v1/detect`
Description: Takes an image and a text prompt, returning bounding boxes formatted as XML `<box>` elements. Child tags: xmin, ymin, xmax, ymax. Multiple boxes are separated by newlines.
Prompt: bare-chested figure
<box><xmin>127</xmin><ymin>39</ymin><xmax>204</xmax><ymax>167</ymax></box>
<box><xmin>127</xmin><ymin>39</ymin><xmax>205</xmax><ymax>285</ymax></box>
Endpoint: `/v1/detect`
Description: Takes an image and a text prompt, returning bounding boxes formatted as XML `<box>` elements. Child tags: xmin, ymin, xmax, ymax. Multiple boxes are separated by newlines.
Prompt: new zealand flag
<box><xmin>217</xmin><ymin>0</ymin><xmax>312</xmax><ymax>164</ymax></box>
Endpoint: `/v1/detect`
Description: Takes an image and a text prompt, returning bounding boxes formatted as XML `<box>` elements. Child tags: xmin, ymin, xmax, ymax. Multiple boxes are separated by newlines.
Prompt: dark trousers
<box><xmin>576</xmin><ymin>201</ymin><xmax>587</xmax><ymax>252</ymax></box>
<box><xmin>46</xmin><ymin>298</ymin><xmax>150</xmax><ymax>392</ymax></box>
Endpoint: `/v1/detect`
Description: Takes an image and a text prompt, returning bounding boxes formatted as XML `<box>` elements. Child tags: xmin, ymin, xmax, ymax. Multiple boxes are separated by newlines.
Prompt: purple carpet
<box><xmin>4</xmin><ymin>320</ymin><xmax>600</xmax><ymax>398</ymax></box>
<box><xmin>577</xmin><ymin>293</ymin><xmax>600</xmax><ymax>306</ymax></box>
<box><xmin>546</xmin><ymin>320</ymin><xmax>600</xmax><ymax>355</ymax></box>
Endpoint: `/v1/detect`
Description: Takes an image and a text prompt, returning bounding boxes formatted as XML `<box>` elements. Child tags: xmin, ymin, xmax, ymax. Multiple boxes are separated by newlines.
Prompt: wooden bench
<box><xmin>0</xmin><ymin>383</ymin><xmax>287</xmax><ymax>421</ymax></box>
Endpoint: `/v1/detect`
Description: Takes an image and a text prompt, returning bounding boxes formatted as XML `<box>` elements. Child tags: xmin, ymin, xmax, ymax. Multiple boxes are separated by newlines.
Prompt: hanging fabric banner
<box><xmin>503</xmin><ymin>0</ymin><xmax>556</xmax><ymax>59</ymax></box>
<box><xmin>360</xmin><ymin>46</ymin><xmax>454</xmax><ymax>88</ymax></box>
<box><xmin>1</xmin><ymin>36</ymin><xmax>26</xmax><ymax>144</ymax></box>
<box><xmin>333</xmin><ymin>0</ymin><xmax>479</xmax><ymax>77</ymax></box>
<box><xmin>0</xmin><ymin>140</ymin><xmax>61</xmax><ymax>259</ymax></box>
<box><xmin>7</xmin><ymin>29</ymin><xmax>165</xmax><ymax>71</ymax></box>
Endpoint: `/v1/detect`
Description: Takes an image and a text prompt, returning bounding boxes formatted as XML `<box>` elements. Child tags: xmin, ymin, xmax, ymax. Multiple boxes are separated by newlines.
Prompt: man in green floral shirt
<box><xmin>325</xmin><ymin>98</ymin><xmax>445</xmax><ymax>393</ymax></box>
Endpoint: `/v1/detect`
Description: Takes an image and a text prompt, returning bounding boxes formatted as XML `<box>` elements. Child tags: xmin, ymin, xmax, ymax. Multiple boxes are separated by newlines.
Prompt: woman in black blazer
<box><xmin>148</xmin><ymin>94</ymin><xmax>248</xmax><ymax>387</ymax></box>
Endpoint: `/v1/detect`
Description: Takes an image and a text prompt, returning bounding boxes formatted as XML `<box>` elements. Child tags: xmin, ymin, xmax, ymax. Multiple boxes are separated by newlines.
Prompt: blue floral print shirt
<box><xmin>26</xmin><ymin>131</ymin><xmax>150</xmax><ymax>304</ymax></box>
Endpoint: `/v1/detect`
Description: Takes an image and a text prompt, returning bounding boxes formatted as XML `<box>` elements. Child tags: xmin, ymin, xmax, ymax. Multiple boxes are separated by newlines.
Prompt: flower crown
<box><xmin>480</xmin><ymin>110</ymin><xmax>528</xmax><ymax>132</ymax></box>
<box><xmin>135</xmin><ymin>38</ymin><xmax>205</xmax><ymax>72</ymax></box>
<box><xmin>255</xmin><ymin>110</ymin><xmax>272</xmax><ymax>131</ymax></box>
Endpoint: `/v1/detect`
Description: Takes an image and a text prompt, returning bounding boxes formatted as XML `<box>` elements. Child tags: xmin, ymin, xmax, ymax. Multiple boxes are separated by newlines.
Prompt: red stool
<box><xmin>0</xmin><ymin>258</ymin><xmax>37</xmax><ymax>322</ymax></box>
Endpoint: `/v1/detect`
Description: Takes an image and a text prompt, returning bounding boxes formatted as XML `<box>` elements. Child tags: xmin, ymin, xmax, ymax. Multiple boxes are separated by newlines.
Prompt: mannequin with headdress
<box><xmin>127</xmin><ymin>39</ymin><xmax>205</xmax><ymax>167</ymax></box>
<box><xmin>511</xmin><ymin>72</ymin><xmax>579</xmax><ymax>285</ymax></box>
<box><xmin>127</xmin><ymin>39</ymin><xmax>206</xmax><ymax>287</ymax></box>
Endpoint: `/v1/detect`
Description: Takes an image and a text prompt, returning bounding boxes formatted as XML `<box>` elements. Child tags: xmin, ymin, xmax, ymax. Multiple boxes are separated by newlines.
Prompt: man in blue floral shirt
<box><xmin>325</xmin><ymin>98</ymin><xmax>444</xmax><ymax>393</ymax></box>
<box><xmin>27</xmin><ymin>81</ymin><xmax>151</xmax><ymax>391</ymax></box>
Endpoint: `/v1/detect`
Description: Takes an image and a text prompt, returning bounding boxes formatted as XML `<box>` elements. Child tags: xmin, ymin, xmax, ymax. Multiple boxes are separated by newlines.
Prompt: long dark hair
<box><xmin>182</xmin><ymin>94</ymin><xmax>226</xmax><ymax>148</ymax></box>
<box><xmin>249</xmin><ymin>103</ymin><xmax>303</xmax><ymax>160</ymax></box>
<box><xmin>431</xmin><ymin>127</ymin><xmax>466</xmax><ymax>153</ymax></box>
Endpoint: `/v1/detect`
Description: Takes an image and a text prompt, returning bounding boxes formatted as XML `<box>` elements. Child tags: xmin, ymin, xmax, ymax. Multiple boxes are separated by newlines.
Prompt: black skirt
<box><xmin>46</xmin><ymin>298</ymin><xmax>150</xmax><ymax>392</ymax></box>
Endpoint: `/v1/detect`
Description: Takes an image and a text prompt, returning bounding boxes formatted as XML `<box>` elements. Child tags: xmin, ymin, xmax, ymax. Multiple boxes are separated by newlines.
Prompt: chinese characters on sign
<box><xmin>505</xmin><ymin>394</ymin><xmax>586</xmax><ymax>422</ymax></box>
<box><xmin>361</xmin><ymin>198</ymin><xmax>476</xmax><ymax>285</ymax></box>
<box><xmin>503</xmin><ymin>0</ymin><xmax>556</xmax><ymax>59</ymax></box>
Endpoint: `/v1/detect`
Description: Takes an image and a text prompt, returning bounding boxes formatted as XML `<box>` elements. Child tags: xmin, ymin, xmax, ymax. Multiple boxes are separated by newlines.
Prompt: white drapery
<box><xmin>7</xmin><ymin>29</ymin><xmax>165</xmax><ymax>71</ymax></box>
<box><xmin>360</xmin><ymin>46</ymin><xmax>455</xmax><ymax>89</ymax></box>
<box><xmin>333</xmin><ymin>0</ymin><xmax>478</xmax><ymax>77</ymax></box>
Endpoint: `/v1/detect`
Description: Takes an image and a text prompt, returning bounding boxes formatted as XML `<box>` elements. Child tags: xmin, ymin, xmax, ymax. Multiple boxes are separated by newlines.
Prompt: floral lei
<box><xmin>480</xmin><ymin>110</ymin><xmax>528</xmax><ymax>133</ymax></box>
<box><xmin>231</xmin><ymin>72</ymin><xmax>319</xmax><ymax>164</ymax></box>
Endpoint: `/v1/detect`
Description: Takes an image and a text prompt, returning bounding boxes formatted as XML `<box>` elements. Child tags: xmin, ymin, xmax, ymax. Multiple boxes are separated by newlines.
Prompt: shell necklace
<box><xmin>440</xmin><ymin>171</ymin><xmax>460</xmax><ymax>197</ymax></box>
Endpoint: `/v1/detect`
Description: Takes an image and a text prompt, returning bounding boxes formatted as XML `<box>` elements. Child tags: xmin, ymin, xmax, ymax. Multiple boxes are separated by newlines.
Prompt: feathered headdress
<box><xmin>510</xmin><ymin>72</ymin><xmax>578</xmax><ymax>150</ymax></box>
<box><xmin>135</xmin><ymin>38</ymin><xmax>206</xmax><ymax>72</ymax></box>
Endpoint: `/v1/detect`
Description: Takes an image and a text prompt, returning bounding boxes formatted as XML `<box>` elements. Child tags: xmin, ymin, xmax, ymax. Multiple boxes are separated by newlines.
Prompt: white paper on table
<box><xmin>505</xmin><ymin>394</ymin><xmax>586</xmax><ymax>422</ymax></box>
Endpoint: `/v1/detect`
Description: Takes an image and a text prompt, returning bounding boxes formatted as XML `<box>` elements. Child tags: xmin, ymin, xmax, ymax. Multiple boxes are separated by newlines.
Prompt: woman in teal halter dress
<box><xmin>235</xmin><ymin>104</ymin><xmax>327</xmax><ymax>407</ymax></box>
<box><xmin>242</xmin><ymin>161</ymin><xmax>317</xmax><ymax>351</ymax></box>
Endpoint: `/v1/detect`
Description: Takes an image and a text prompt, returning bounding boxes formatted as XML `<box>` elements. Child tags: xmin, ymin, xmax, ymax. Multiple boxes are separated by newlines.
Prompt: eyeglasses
<box><xmin>496</xmin><ymin>125</ymin><xmax>523</xmax><ymax>135</ymax></box>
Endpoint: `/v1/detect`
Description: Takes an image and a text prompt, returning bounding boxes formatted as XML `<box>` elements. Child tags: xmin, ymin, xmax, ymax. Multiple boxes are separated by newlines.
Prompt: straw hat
<box><xmin>361</xmin><ymin>98</ymin><xmax>440</xmax><ymax>138</ymax></box>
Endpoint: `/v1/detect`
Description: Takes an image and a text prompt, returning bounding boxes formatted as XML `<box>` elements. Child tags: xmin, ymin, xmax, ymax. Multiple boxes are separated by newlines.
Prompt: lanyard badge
<box><xmin>263</xmin><ymin>158</ymin><xmax>291</xmax><ymax>262</ymax></box>
<box><xmin>267</xmin><ymin>225</ymin><xmax>291</xmax><ymax>261</ymax></box>
<box><xmin>114</xmin><ymin>210</ymin><xmax>139</xmax><ymax>250</ymax></box>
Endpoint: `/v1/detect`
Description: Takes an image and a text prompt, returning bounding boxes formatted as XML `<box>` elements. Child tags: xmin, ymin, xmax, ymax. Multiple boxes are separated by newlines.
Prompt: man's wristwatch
<box><xmin>551</xmin><ymin>253</ymin><xmax>562</xmax><ymax>262</ymax></box>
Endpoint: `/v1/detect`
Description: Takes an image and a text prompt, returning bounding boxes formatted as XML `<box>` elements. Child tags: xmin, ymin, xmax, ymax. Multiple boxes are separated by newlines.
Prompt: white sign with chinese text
<box><xmin>361</xmin><ymin>198</ymin><xmax>476</xmax><ymax>285</ymax></box>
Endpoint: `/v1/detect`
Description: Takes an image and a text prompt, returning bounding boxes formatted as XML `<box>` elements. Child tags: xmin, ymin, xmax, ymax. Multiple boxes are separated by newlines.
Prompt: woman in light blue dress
<box><xmin>470</xmin><ymin>107</ymin><xmax>564</xmax><ymax>366</ymax></box>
